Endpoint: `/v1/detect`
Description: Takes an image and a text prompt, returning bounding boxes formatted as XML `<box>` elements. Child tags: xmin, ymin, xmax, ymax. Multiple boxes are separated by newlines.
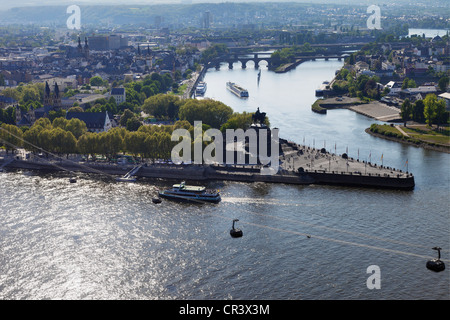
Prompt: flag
<box><xmin>381</xmin><ymin>154</ymin><xmax>383</xmax><ymax>160</ymax></box>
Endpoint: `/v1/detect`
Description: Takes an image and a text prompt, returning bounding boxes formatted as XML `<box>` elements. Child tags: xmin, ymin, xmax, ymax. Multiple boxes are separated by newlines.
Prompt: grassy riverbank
<box><xmin>367</xmin><ymin>124</ymin><xmax>450</xmax><ymax>153</ymax></box>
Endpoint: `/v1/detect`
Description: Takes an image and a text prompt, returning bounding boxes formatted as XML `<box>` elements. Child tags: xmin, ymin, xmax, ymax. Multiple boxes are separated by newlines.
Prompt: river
<box><xmin>0</xmin><ymin>59</ymin><xmax>449</xmax><ymax>301</ymax></box>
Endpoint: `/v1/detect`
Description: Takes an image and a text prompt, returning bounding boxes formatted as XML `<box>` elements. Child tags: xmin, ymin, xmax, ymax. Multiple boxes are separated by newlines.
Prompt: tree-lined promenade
<box><xmin>1</xmin><ymin>117</ymin><xmax>193</xmax><ymax>162</ymax></box>
<box><xmin>0</xmin><ymin>94</ymin><xmax>270</xmax><ymax>163</ymax></box>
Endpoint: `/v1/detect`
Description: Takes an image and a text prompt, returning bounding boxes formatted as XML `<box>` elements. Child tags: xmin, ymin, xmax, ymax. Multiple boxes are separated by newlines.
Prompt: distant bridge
<box><xmin>228</xmin><ymin>42</ymin><xmax>368</xmax><ymax>52</ymax></box>
<box><xmin>205</xmin><ymin>52</ymin><xmax>350</xmax><ymax>70</ymax></box>
<box><xmin>295</xmin><ymin>54</ymin><xmax>350</xmax><ymax>61</ymax></box>
<box><xmin>206</xmin><ymin>52</ymin><xmax>273</xmax><ymax>70</ymax></box>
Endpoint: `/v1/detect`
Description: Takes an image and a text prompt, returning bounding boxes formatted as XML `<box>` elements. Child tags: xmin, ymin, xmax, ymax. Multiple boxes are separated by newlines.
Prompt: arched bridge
<box><xmin>206</xmin><ymin>52</ymin><xmax>273</xmax><ymax>70</ymax></box>
<box><xmin>206</xmin><ymin>52</ymin><xmax>350</xmax><ymax>70</ymax></box>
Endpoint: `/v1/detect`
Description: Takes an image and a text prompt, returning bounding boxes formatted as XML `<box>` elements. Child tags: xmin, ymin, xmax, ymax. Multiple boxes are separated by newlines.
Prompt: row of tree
<box><xmin>0</xmin><ymin>118</ymin><xmax>191</xmax><ymax>161</ymax></box>
<box><xmin>401</xmin><ymin>94</ymin><xmax>448</xmax><ymax>128</ymax></box>
<box><xmin>1</xmin><ymin>107</ymin><xmax>269</xmax><ymax>163</ymax></box>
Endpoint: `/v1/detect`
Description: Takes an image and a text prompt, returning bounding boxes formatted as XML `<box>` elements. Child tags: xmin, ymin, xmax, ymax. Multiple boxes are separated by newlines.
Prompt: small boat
<box><xmin>69</xmin><ymin>177</ymin><xmax>77</xmax><ymax>183</ymax></box>
<box><xmin>158</xmin><ymin>181</ymin><xmax>221</xmax><ymax>203</ymax></box>
<box><xmin>152</xmin><ymin>197</ymin><xmax>162</xmax><ymax>204</ymax></box>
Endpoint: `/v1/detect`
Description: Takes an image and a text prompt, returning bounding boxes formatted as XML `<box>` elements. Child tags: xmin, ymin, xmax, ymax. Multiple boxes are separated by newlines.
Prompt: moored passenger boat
<box><xmin>196</xmin><ymin>81</ymin><xmax>207</xmax><ymax>95</ymax></box>
<box><xmin>158</xmin><ymin>181</ymin><xmax>221</xmax><ymax>203</ymax></box>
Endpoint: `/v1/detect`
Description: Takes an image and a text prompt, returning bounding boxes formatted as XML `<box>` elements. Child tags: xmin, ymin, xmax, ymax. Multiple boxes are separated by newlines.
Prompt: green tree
<box><xmin>68</xmin><ymin>106</ymin><xmax>84</xmax><ymax>113</ymax></box>
<box><xmin>220</xmin><ymin>111</ymin><xmax>270</xmax><ymax>132</ymax></box>
<box><xmin>120</xmin><ymin>109</ymin><xmax>136</xmax><ymax>127</ymax></box>
<box><xmin>48</xmin><ymin>128</ymin><xmax>76</xmax><ymax>157</ymax></box>
<box><xmin>77</xmin><ymin>132</ymin><xmax>98</xmax><ymax>159</ymax></box>
<box><xmin>401</xmin><ymin>77</ymin><xmax>410</xmax><ymax>89</ymax></box>
<box><xmin>424</xmin><ymin>94</ymin><xmax>439</xmax><ymax>127</ymax></box>
<box><xmin>158</xmin><ymin>132</ymin><xmax>173</xmax><ymax>160</ymax></box>
<box><xmin>412</xmin><ymin>100</ymin><xmax>425</xmax><ymax>123</ymax></box>
<box><xmin>434</xmin><ymin>99</ymin><xmax>447</xmax><ymax>129</ymax></box>
<box><xmin>124</xmin><ymin>131</ymin><xmax>147</xmax><ymax>157</ymax></box>
<box><xmin>400</xmin><ymin>99</ymin><xmax>412</xmax><ymax>126</ymax></box>
<box><xmin>0</xmin><ymin>106</ymin><xmax>16</xmax><ymax>125</ymax></box>
<box><xmin>37</xmin><ymin>129</ymin><xmax>53</xmax><ymax>156</ymax></box>
<box><xmin>20</xmin><ymin>86</ymin><xmax>41</xmax><ymax>104</ymax></box>
<box><xmin>52</xmin><ymin>117</ymin><xmax>68</xmax><ymax>130</ymax></box>
<box><xmin>144</xmin><ymin>132</ymin><xmax>158</xmax><ymax>160</ymax></box>
<box><xmin>142</xmin><ymin>94</ymin><xmax>182</xmax><ymax>120</ymax></box>
<box><xmin>48</xmin><ymin>109</ymin><xmax>66</xmax><ymax>123</ymax></box>
<box><xmin>105</xmin><ymin>128</ymin><xmax>124</xmax><ymax>157</ymax></box>
<box><xmin>66</xmin><ymin>118</ymin><xmax>87</xmax><ymax>139</ymax></box>
<box><xmin>407</xmin><ymin>79</ymin><xmax>417</xmax><ymax>88</ymax></box>
<box><xmin>179</xmin><ymin>99</ymin><xmax>233</xmax><ymax>129</ymax></box>
<box><xmin>438</xmin><ymin>76</ymin><xmax>449</xmax><ymax>92</ymax></box>
<box><xmin>0</xmin><ymin>123</ymin><xmax>23</xmax><ymax>153</ymax></box>
<box><xmin>90</xmin><ymin>76</ymin><xmax>104</xmax><ymax>87</ymax></box>
<box><xmin>34</xmin><ymin>117</ymin><xmax>52</xmax><ymax>129</ymax></box>
<box><xmin>270</xmin><ymin>51</ymin><xmax>282</xmax><ymax>67</ymax></box>
<box><xmin>23</xmin><ymin>125</ymin><xmax>43</xmax><ymax>153</ymax></box>
<box><xmin>126</xmin><ymin>117</ymin><xmax>142</xmax><ymax>132</ymax></box>
<box><xmin>200</xmin><ymin>44</ymin><xmax>229</xmax><ymax>63</ymax></box>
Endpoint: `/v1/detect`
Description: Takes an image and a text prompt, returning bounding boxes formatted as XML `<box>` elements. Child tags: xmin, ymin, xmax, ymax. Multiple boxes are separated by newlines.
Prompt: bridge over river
<box><xmin>206</xmin><ymin>52</ymin><xmax>350</xmax><ymax>70</ymax></box>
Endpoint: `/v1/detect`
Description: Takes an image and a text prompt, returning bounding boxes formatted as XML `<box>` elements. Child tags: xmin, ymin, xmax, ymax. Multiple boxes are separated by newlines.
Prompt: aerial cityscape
<box><xmin>0</xmin><ymin>0</ymin><xmax>448</xmax><ymax>306</ymax></box>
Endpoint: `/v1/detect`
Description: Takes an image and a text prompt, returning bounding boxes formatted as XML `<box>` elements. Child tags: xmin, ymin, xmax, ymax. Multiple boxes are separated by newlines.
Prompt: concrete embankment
<box><xmin>306</xmin><ymin>170</ymin><xmax>415</xmax><ymax>190</ymax></box>
<box><xmin>311</xmin><ymin>96</ymin><xmax>401</xmax><ymax>122</ymax></box>
<box><xmin>1</xmin><ymin>157</ymin><xmax>415</xmax><ymax>190</ymax></box>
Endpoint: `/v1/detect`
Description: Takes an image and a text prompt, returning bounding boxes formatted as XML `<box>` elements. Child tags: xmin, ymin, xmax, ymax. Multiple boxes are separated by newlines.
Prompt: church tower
<box><xmin>77</xmin><ymin>36</ymin><xmax>83</xmax><ymax>55</ymax></box>
<box><xmin>43</xmin><ymin>81</ymin><xmax>62</xmax><ymax>109</ymax></box>
<box><xmin>52</xmin><ymin>82</ymin><xmax>62</xmax><ymax>109</ymax></box>
<box><xmin>44</xmin><ymin>81</ymin><xmax>52</xmax><ymax>106</ymax></box>
<box><xmin>84</xmin><ymin>37</ymin><xmax>90</xmax><ymax>59</ymax></box>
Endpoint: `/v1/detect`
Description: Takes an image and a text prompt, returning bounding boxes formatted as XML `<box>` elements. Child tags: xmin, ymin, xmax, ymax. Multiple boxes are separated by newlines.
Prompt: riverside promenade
<box><xmin>0</xmin><ymin>139</ymin><xmax>415</xmax><ymax>190</ymax></box>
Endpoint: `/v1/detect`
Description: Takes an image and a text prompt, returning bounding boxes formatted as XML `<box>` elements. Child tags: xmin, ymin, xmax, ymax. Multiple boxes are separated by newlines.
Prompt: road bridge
<box><xmin>227</xmin><ymin>42</ymin><xmax>367</xmax><ymax>53</ymax></box>
<box><xmin>206</xmin><ymin>52</ymin><xmax>273</xmax><ymax>70</ymax></box>
<box><xmin>206</xmin><ymin>52</ymin><xmax>349</xmax><ymax>70</ymax></box>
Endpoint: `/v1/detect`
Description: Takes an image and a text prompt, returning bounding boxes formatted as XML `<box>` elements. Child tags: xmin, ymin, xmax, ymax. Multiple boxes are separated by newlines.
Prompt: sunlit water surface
<box><xmin>0</xmin><ymin>59</ymin><xmax>448</xmax><ymax>300</ymax></box>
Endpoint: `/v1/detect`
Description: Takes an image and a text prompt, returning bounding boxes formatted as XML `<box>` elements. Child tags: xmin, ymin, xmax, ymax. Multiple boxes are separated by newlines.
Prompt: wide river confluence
<box><xmin>0</xmin><ymin>59</ymin><xmax>448</xmax><ymax>300</ymax></box>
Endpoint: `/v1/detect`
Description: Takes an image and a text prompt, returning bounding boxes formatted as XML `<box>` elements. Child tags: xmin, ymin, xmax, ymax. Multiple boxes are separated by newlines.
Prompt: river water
<box><xmin>0</xmin><ymin>59</ymin><xmax>449</xmax><ymax>300</ymax></box>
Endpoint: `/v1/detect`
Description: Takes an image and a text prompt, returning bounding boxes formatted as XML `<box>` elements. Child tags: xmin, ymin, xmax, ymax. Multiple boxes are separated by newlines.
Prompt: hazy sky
<box><xmin>0</xmin><ymin>0</ymin><xmax>412</xmax><ymax>10</ymax></box>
